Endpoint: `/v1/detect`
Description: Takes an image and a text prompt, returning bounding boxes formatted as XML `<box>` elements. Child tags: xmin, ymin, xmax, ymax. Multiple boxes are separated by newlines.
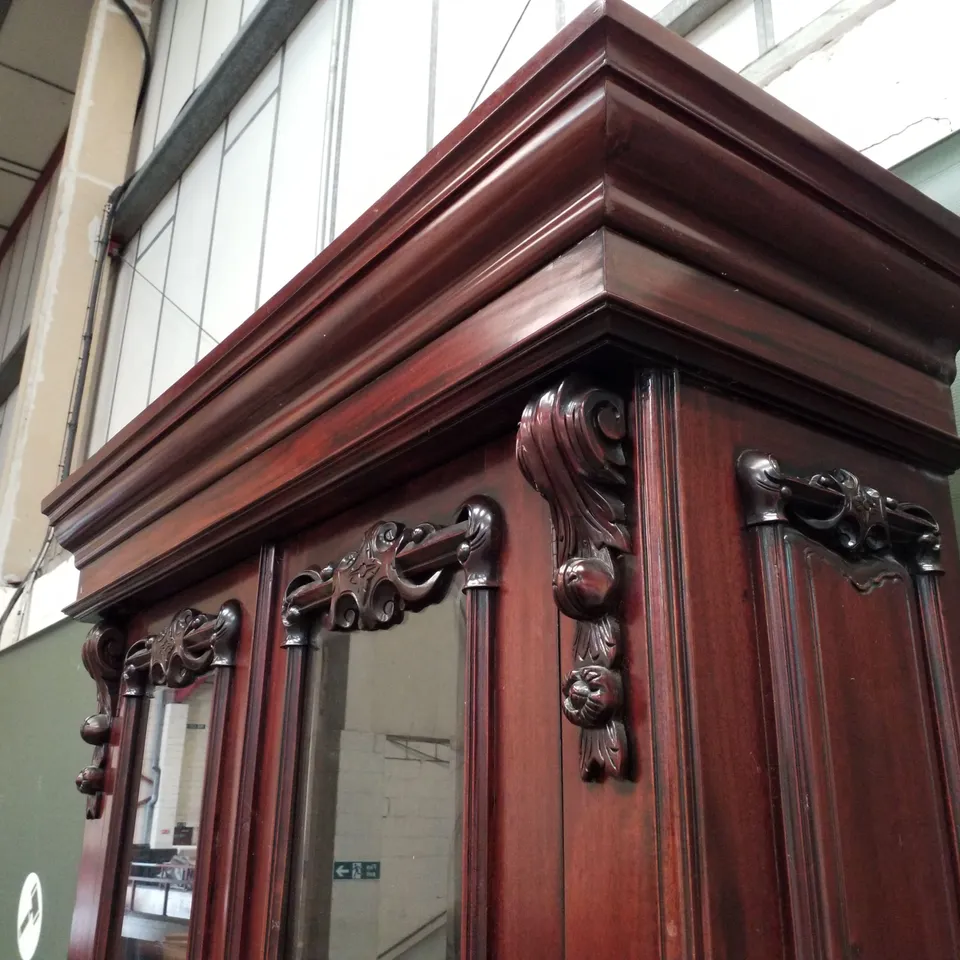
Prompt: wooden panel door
<box><xmin>244</xmin><ymin>434</ymin><xmax>566</xmax><ymax>960</ymax></box>
<box><xmin>674</xmin><ymin>379</ymin><xmax>960</xmax><ymax>960</ymax></box>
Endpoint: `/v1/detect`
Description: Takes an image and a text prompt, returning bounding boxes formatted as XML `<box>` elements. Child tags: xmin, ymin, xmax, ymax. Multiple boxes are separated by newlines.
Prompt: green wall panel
<box><xmin>894</xmin><ymin>134</ymin><xmax>960</xmax><ymax>537</ymax></box>
<box><xmin>0</xmin><ymin>619</ymin><xmax>91</xmax><ymax>959</ymax></box>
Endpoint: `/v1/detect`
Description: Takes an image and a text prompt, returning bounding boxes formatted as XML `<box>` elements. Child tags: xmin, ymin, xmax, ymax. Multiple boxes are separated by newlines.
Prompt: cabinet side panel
<box><xmin>673</xmin><ymin>382</ymin><xmax>786</xmax><ymax>959</ymax></box>
<box><xmin>556</xmin><ymin>373</ymin><xmax>659</xmax><ymax>960</ymax></box>
<box><xmin>759</xmin><ymin>530</ymin><xmax>960</xmax><ymax>957</ymax></box>
<box><xmin>678</xmin><ymin>381</ymin><xmax>960</xmax><ymax>959</ymax></box>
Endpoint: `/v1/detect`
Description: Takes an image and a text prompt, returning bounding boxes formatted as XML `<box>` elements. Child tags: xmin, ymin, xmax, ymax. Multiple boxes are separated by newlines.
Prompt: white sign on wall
<box><xmin>16</xmin><ymin>873</ymin><xmax>42</xmax><ymax>960</ymax></box>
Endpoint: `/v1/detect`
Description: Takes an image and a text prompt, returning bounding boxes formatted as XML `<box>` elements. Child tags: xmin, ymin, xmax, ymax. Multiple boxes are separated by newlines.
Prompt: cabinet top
<box><xmin>45</xmin><ymin>0</ymin><xmax>960</xmax><ymax>618</ymax></box>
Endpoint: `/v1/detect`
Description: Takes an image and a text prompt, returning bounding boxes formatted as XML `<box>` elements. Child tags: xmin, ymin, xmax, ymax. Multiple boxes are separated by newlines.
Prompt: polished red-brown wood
<box><xmin>223</xmin><ymin>545</ymin><xmax>281</xmax><ymax>960</ymax></box>
<box><xmin>44</xmin><ymin>2</ymin><xmax>960</xmax><ymax>622</ymax></box>
<box><xmin>256</xmin><ymin>439</ymin><xmax>555</xmax><ymax>959</ymax></box>
<box><xmin>59</xmin><ymin>231</ymin><xmax>960</xmax><ymax>618</ymax></box>
<box><xmin>675</xmin><ymin>383</ymin><xmax>960</xmax><ymax>958</ymax></box>
<box><xmin>69</xmin><ymin>690</ymin><xmax>143</xmax><ymax>960</ymax></box>
<box><xmin>633</xmin><ymin>369</ymin><xmax>708</xmax><ymax>959</ymax></box>
<box><xmin>53</xmin><ymin>3</ymin><xmax>960</xmax><ymax>959</ymax></box>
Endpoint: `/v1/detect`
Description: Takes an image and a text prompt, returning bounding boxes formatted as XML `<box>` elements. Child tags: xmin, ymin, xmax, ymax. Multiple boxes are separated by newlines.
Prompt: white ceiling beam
<box><xmin>742</xmin><ymin>0</ymin><xmax>895</xmax><ymax>88</ymax></box>
<box><xmin>656</xmin><ymin>0</ymin><xmax>730</xmax><ymax>36</ymax></box>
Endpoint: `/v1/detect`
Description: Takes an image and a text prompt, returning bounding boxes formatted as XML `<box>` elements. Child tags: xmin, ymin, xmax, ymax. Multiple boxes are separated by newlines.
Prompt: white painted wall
<box><xmin>0</xmin><ymin>387</ymin><xmax>19</xmax><ymax>481</ymax></box>
<box><xmin>0</xmin><ymin>551</ymin><xmax>79</xmax><ymax>649</ymax></box>
<box><xmin>177</xmin><ymin>684</ymin><xmax>214</xmax><ymax>832</ymax></box>
<box><xmin>150</xmin><ymin>701</ymin><xmax>190</xmax><ymax>848</ymax></box>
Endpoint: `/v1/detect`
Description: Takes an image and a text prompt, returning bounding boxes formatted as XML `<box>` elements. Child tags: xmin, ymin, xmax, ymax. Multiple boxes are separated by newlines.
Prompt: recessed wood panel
<box><xmin>752</xmin><ymin>518</ymin><xmax>960</xmax><ymax>958</ymax></box>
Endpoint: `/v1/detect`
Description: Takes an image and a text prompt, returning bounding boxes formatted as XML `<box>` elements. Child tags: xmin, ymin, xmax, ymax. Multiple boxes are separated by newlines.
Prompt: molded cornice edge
<box><xmin>44</xmin><ymin>1</ymin><xmax>960</xmax><ymax>617</ymax></box>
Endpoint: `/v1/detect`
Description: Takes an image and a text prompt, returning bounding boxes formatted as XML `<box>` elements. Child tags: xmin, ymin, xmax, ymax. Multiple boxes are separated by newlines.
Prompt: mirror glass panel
<box><xmin>119</xmin><ymin>678</ymin><xmax>214</xmax><ymax>959</ymax></box>
<box><xmin>288</xmin><ymin>590</ymin><xmax>464</xmax><ymax>960</ymax></box>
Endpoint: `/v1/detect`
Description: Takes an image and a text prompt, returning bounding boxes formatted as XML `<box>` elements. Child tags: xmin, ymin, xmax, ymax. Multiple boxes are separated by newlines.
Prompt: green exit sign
<box><xmin>333</xmin><ymin>861</ymin><xmax>380</xmax><ymax>880</ymax></box>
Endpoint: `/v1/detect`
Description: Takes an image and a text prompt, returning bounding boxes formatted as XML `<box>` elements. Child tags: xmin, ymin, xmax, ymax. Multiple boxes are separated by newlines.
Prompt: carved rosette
<box><xmin>123</xmin><ymin>600</ymin><xmax>242</xmax><ymax>698</ymax></box>
<box><xmin>76</xmin><ymin>621</ymin><xmax>126</xmax><ymax>818</ymax></box>
<box><xmin>517</xmin><ymin>379</ymin><xmax>631</xmax><ymax>782</ymax></box>
<box><xmin>737</xmin><ymin>451</ymin><xmax>942</xmax><ymax>575</ymax></box>
<box><xmin>281</xmin><ymin>497</ymin><xmax>502</xmax><ymax>645</ymax></box>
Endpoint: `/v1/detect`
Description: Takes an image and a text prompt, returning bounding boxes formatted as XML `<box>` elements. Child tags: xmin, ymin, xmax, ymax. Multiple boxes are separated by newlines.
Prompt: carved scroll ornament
<box><xmin>282</xmin><ymin>497</ymin><xmax>501</xmax><ymax>645</ymax></box>
<box><xmin>76</xmin><ymin>602</ymin><xmax>241</xmax><ymax>813</ymax></box>
<box><xmin>76</xmin><ymin>622</ymin><xmax>126</xmax><ymax>818</ymax></box>
<box><xmin>737</xmin><ymin>451</ymin><xmax>942</xmax><ymax>574</ymax></box>
<box><xmin>122</xmin><ymin>600</ymin><xmax>242</xmax><ymax>697</ymax></box>
<box><xmin>516</xmin><ymin>379</ymin><xmax>631</xmax><ymax>782</ymax></box>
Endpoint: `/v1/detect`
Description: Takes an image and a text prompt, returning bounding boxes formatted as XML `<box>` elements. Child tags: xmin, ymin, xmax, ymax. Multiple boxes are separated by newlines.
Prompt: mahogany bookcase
<box><xmin>44</xmin><ymin>2</ymin><xmax>960</xmax><ymax>958</ymax></box>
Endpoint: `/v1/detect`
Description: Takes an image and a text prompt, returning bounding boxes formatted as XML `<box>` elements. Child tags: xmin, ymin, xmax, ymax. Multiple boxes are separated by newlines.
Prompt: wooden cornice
<box><xmin>42</xmin><ymin>0</ymin><xmax>960</xmax><ymax>619</ymax></box>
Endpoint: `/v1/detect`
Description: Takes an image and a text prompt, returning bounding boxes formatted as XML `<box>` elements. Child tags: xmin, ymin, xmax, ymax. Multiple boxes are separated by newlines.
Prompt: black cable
<box><xmin>0</xmin><ymin>182</ymin><xmax>126</xmax><ymax>638</ymax></box>
<box><xmin>470</xmin><ymin>0</ymin><xmax>534</xmax><ymax>113</ymax></box>
<box><xmin>112</xmin><ymin>0</ymin><xmax>152</xmax><ymax>117</ymax></box>
<box><xmin>0</xmin><ymin>5</ymin><xmax>147</xmax><ymax>638</ymax></box>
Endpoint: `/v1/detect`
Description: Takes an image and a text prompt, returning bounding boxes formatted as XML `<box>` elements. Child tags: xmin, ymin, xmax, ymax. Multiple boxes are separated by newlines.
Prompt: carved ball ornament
<box><xmin>517</xmin><ymin>378</ymin><xmax>632</xmax><ymax>782</ymax></box>
<box><xmin>75</xmin><ymin>621</ymin><xmax>125</xmax><ymax>818</ymax></box>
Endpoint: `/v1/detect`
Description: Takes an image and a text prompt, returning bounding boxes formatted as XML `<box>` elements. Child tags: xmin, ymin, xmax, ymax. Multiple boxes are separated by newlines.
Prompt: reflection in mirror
<box><xmin>288</xmin><ymin>588</ymin><xmax>464</xmax><ymax>960</ymax></box>
<box><xmin>120</xmin><ymin>677</ymin><xmax>214</xmax><ymax>959</ymax></box>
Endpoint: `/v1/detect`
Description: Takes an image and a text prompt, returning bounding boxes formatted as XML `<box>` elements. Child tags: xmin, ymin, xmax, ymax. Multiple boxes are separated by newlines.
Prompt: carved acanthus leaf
<box><xmin>517</xmin><ymin>378</ymin><xmax>632</xmax><ymax>782</ymax></box>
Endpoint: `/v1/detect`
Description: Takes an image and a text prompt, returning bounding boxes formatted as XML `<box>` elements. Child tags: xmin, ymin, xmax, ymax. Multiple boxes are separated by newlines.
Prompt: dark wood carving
<box><xmin>516</xmin><ymin>378</ymin><xmax>631</xmax><ymax>781</ymax></box>
<box><xmin>737</xmin><ymin>451</ymin><xmax>942</xmax><ymax>573</ymax></box>
<box><xmin>281</xmin><ymin>497</ymin><xmax>501</xmax><ymax>646</ymax></box>
<box><xmin>273</xmin><ymin>498</ymin><xmax>501</xmax><ymax>960</ymax></box>
<box><xmin>738</xmin><ymin>450</ymin><xmax>960</xmax><ymax>956</ymax></box>
<box><xmin>122</xmin><ymin>600</ymin><xmax>242</xmax><ymax>697</ymax></box>
<box><xmin>76</xmin><ymin>621</ymin><xmax>126</xmax><ymax>818</ymax></box>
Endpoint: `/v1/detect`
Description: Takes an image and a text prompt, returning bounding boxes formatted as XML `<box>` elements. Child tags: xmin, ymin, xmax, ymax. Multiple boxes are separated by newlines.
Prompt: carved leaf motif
<box><xmin>123</xmin><ymin>601</ymin><xmax>241</xmax><ymax>697</ymax></box>
<box><xmin>281</xmin><ymin>498</ymin><xmax>502</xmax><ymax>648</ymax></box>
<box><xmin>325</xmin><ymin>521</ymin><xmax>445</xmax><ymax>632</ymax></box>
<box><xmin>517</xmin><ymin>378</ymin><xmax>632</xmax><ymax>783</ymax></box>
<box><xmin>580</xmin><ymin>722</ymin><xmax>627</xmax><ymax>781</ymax></box>
<box><xmin>737</xmin><ymin>451</ymin><xmax>942</xmax><ymax>574</ymax></box>
<box><xmin>801</xmin><ymin>469</ymin><xmax>889</xmax><ymax>553</ymax></box>
<box><xmin>572</xmin><ymin>615</ymin><xmax>618</xmax><ymax>665</ymax></box>
<box><xmin>517</xmin><ymin>380</ymin><xmax>629</xmax><ymax>568</ymax></box>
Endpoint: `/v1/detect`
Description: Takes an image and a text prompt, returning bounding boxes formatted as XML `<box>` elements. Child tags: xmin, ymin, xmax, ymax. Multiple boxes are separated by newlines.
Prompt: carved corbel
<box><xmin>122</xmin><ymin>600</ymin><xmax>242</xmax><ymax>697</ymax></box>
<box><xmin>517</xmin><ymin>378</ymin><xmax>632</xmax><ymax>782</ymax></box>
<box><xmin>76</xmin><ymin>621</ymin><xmax>126</xmax><ymax>819</ymax></box>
